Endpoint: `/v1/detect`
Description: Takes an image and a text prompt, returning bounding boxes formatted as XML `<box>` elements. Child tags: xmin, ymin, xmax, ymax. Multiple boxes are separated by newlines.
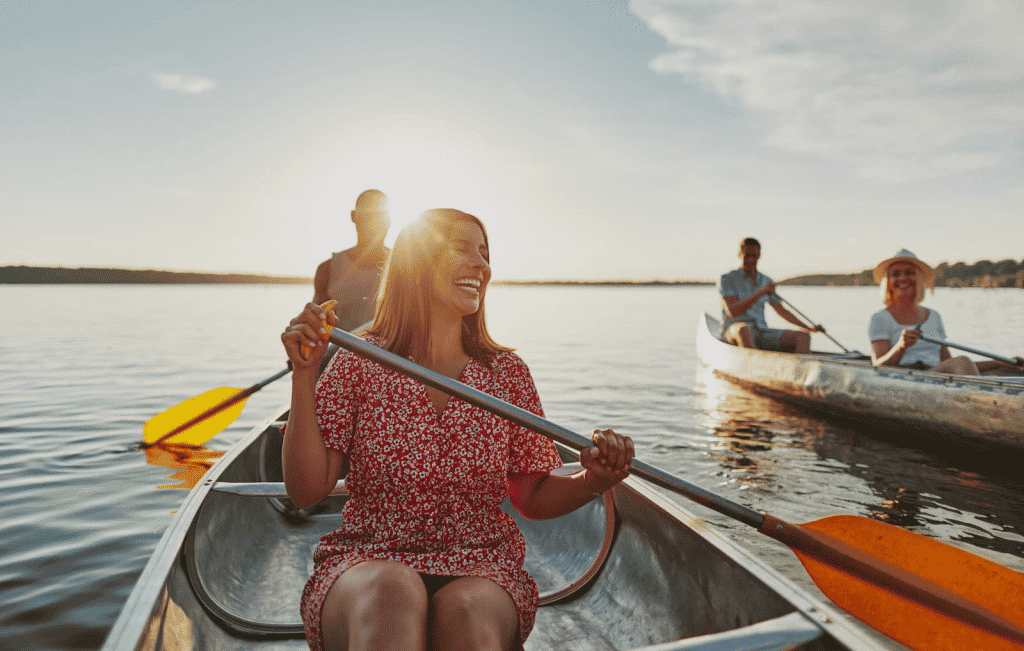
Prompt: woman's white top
<box><xmin>868</xmin><ymin>308</ymin><xmax>947</xmax><ymax>367</ymax></box>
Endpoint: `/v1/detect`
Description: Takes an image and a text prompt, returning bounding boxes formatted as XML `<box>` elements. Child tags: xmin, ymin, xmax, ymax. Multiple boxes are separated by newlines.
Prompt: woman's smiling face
<box><xmin>429</xmin><ymin>219</ymin><xmax>491</xmax><ymax>318</ymax></box>
<box><xmin>887</xmin><ymin>261</ymin><xmax>919</xmax><ymax>298</ymax></box>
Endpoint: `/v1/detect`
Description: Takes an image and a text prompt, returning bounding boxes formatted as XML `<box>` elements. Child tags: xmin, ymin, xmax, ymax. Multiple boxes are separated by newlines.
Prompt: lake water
<box><xmin>2</xmin><ymin>283</ymin><xmax>1023</xmax><ymax>650</ymax></box>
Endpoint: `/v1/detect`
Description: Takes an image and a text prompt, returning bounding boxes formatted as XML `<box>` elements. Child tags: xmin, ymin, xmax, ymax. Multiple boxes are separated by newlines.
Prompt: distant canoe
<box><xmin>697</xmin><ymin>314</ymin><xmax>1024</xmax><ymax>449</ymax></box>
<box><xmin>102</xmin><ymin>405</ymin><xmax>886</xmax><ymax>650</ymax></box>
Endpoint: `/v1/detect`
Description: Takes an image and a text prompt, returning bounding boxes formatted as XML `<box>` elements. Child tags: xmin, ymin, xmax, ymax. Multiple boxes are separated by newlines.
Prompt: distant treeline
<box><xmin>494</xmin><ymin>279</ymin><xmax>711</xmax><ymax>287</ymax></box>
<box><xmin>0</xmin><ymin>266</ymin><xmax>310</xmax><ymax>285</ymax></box>
<box><xmin>781</xmin><ymin>258</ymin><xmax>1024</xmax><ymax>289</ymax></box>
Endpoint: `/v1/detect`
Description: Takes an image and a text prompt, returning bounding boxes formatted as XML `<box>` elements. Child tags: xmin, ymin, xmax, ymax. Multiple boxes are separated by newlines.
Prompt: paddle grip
<box><xmin>301</xmin><ymin>300</ymin><xmax>339</xmax><ymax>361</ymax></box>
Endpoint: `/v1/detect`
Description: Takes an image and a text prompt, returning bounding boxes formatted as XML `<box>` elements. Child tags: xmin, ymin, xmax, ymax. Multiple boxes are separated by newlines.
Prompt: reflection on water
<box><xmin>143</xmin><ymin>444</ymin><xmax>224</xmax><ymax>490</ymax></box>
<box><xmin>695</xmin><ymin>363</ymin><xmax>1024</xmax><ymax>566</ymax></box>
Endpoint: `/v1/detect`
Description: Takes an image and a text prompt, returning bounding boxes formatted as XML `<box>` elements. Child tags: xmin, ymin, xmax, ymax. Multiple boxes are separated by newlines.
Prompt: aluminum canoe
<box><xmin>102</xmin><ymin>405</ymin><xmax>889</xmax><ymax>651</ymax></box>
<box><xmin>697</xmin><ymin>313</ymin><xmax>1024</xmax><ymax>449</ymax></box>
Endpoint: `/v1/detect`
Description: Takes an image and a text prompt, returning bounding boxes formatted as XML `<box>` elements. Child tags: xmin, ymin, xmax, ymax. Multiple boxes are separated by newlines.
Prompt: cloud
<box><xmin>149</xmin><ymin>72</ymin><xmax>217</xmax><ymax>94</ymax></box>
<box><xmin>633</xmin><ymin>0</ymin><xmax>1024</xmax><ymax>182</ymax></box>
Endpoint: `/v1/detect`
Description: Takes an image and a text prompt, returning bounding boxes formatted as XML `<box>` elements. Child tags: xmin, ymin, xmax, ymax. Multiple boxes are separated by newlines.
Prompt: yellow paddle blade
<box><xmin>143</xmin><ymin>387</ymin><xmax>248</xmax><ymax>446</ymax></box>
<box><xmin>795</xmin><ymin>515</ymin><xmax>1024</xmax><ymax>650</ymax></box>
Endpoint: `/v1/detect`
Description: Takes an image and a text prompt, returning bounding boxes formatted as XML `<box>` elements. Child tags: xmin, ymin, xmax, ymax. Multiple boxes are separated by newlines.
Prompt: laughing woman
<box><xmin>280</xmin><ymin>208</ymin><xmax>634</xmax><ymax>651</ymax></box>
<box><xmin>868</xmin><ymin>249</ymin><xmax>980</xmax><ymax>374</ymax></box>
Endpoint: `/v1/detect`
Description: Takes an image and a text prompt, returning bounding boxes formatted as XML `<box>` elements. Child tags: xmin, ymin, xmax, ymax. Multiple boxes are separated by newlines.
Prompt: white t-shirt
<box><xmin>868</xmin><ymin>308</ymin><xmax>947</xmax><ymax>367</ymax></box>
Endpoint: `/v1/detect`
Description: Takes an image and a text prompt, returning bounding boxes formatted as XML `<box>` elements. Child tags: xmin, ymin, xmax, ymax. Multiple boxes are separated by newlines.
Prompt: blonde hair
<box><xmin>365</xmin><ymin>208</ymin><xmax>510</xmax><ymax>366</ymax></box>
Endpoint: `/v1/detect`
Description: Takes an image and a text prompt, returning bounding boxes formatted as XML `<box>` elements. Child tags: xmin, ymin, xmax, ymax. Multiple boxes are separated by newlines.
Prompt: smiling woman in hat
<box><xmin>868</xmin><ymin>249</ymin><xmax>981</xmax><ymax>374</ymax></box>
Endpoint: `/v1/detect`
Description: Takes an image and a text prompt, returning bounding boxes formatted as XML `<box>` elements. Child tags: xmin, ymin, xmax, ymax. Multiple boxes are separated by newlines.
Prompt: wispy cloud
<box><xmin>149</xmin><ymin>72</ymin><xmax>217</xmax><ymax>95</ymax></box>
<box><xmin>633</xmin><ymin>0</ymin><xmax>1024</xmax><ymax>182</ymax></box>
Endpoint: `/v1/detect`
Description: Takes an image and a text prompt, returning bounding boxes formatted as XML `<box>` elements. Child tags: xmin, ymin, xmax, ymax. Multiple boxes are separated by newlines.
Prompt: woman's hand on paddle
<box><xmin>898</xmin><ymin>328</ymin><xmax>920</xmax><ymax>350</ymax></box>
<box><xmin>281</xmin><ymin>302</ymin><xmax>338</xmax><ymax>370</ymax></box>
<box><xmin>581</xmin><ymin>428</ymin><xmax>635</xmax><ymax>493</ymax></box>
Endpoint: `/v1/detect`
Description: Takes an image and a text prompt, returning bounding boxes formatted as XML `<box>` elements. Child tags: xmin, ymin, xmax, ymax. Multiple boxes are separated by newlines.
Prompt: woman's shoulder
<box><xmin>489</xmin><ymin>349</ymin><xmax>531</xmax><ymax>375</ymax></box>
<box><xmin>869</xmin><ymin>307</ymin><xmax>895</xmax><ymax>322</ymax></box>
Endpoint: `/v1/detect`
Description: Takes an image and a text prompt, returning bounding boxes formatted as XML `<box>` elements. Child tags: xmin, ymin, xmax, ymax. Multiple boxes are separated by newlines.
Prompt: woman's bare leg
<box><xmin>428</xmin><ymin>577</ymin><xmax>518</xmax><ymax>651</ymax></box>
<box><xmin>321</xmin><ymin>560</ymin><xmax>428</xmax><ymax>651</ymax></box>
<box><xmin>931</xmin><ymin>355</ymin><xmax>979</xmax><ymax>375</ymax></box>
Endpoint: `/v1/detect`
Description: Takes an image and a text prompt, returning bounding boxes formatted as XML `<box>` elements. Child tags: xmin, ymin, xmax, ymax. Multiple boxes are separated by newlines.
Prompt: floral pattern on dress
<box><xmin>299</xmin><ymin>336</ymin><xmax>562</xmax><ymax>650</ymax></box>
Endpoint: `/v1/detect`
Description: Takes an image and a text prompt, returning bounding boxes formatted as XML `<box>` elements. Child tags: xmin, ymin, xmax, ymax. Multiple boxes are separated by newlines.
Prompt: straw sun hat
<box><xmin>873</xmin><ymin>249</ymin><xmax>935</xmax><ymax>287</ymax></box>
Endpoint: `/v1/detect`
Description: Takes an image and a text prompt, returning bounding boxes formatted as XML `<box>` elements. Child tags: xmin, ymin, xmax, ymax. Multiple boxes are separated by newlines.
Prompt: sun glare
<box><xmin>308</xmin><ymin>140</ymin><xmax>496</xmax><ymax>247</ymax></box>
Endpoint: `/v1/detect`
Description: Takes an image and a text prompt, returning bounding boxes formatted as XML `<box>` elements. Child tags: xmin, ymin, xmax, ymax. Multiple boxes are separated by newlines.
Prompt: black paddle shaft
<box><xmin>913</xmin><ymin>329</ymin><xmax>1022</xmax><ymax>367</ymax></box>
<box><xmin>328</xmin><ymin>328</ymin><xmax>766</xmax><ymax>529</ymax></box>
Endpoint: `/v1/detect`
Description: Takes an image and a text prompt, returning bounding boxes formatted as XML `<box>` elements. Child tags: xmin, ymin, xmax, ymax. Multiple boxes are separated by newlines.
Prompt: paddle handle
<box><xmin>301</xmin><ymin>300</ymin><xmax>339</xmax><ymax>361</ymax></box>
<box><xmin>915</xmin><ymin>333</ymin><xmax>1022</xmax><ymax>367</ymax></box>
<box><xmin>327</xmin><ymin>328</ymin><xmax>766</xmax><ymax>529</ymax></box>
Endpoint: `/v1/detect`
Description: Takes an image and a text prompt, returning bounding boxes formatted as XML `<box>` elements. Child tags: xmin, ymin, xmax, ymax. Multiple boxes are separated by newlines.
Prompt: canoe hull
<box><xmin>697</xmin><ymin>314</ymin><xmax>1024</xmax><ymax>449</ymax></box>
<box><xmin>103</xmin><ymin>406</ymin><xmax>886</xmax><ymax>651</ymax></box>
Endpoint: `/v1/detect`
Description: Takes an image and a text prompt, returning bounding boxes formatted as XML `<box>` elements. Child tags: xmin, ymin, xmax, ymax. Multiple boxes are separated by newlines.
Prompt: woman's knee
<box><xmin>430</xmin><ymin>579</ymin><xmax>517</xmax><ymax>649</ymax></box>
<box><xmin>332</xmin><ymin>561</ymin><xmax>429</xmax><ymax>619</ymax></box>
<box><xmin>933</xmin><ymin>356</ymin><xmax>979</xmax><ymax>375</ymax></box>
<box><xmin>952</xmin><ymin>355</ymin><xmax>979</xmax><ymax>375</ymax></box>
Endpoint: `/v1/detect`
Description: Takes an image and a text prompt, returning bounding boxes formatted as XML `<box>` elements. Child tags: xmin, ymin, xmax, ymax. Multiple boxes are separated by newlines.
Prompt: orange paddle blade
<box><xmin>777</xmin><ymin>515</ymin><xmax>1024</xmax><ymax>650</ymax></box>
<box><xmin>143</xmin><ymin>387</ymin><xmax>248</xmax><ymax>446</ymax></box>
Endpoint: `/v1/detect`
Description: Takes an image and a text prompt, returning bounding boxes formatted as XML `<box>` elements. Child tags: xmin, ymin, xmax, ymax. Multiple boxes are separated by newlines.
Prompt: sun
<box><xmin>308</xmin><ymin>139</ymin><xmax>496</xmax><ymax>247</ymax></box>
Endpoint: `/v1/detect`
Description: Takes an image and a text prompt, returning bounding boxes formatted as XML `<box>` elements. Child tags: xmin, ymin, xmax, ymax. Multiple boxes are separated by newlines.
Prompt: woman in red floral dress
<box><xmin>281</xmin><ymin>208</ymin><xmax>634</xmax><ymax>651</ymax></box>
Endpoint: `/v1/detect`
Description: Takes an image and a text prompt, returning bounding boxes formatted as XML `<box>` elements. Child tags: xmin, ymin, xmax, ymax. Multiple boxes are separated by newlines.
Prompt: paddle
<box><xmin>773</xmin><ymin>294</ymin><xmax>857</xmax><ymax>355</ymax></box>
<box><xmin>327</xmin><ymin>326</ymin><xmax>1024</xmax><ymax>651</ymax></box>
<box><xmin>142</xmin><ymin>367</ymin><xmax>292</xmax><ymax>448</ymax></box>
<box><xmin>142</xmin><ymin>300</ymin><xmax>342</xmax><ymax>449</ymax></box>
<box><xmin>913</xmin><ymin>331</ymin><xmax>1024</xmax><ymax>368</ymax></box>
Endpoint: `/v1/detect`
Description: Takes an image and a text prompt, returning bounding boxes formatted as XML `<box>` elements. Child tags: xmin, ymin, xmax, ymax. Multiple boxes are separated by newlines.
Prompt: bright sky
<box><xmin>3</xmin><ymin>1</ymin><xmax>1022</xmax><ymax>281</ymax></box>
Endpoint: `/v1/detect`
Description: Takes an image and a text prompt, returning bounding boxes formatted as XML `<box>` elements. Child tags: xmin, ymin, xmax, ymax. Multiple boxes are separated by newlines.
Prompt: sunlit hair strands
<box><xmin>365</xmin><ymin>208</ymin><xmax>511</xmax><ymax>366</ymax></box>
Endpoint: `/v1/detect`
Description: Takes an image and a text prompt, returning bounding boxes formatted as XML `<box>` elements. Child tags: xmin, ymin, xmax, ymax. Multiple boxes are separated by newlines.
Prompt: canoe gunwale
<box><xmin>630</xmin><ymin>611</ymin><xmax>822</xmax><ymax>650</ymax></box>
<box><xmin>101</xmin><ymin>406</ymin><xmax>292</xmax><ymax>651</ymax></box>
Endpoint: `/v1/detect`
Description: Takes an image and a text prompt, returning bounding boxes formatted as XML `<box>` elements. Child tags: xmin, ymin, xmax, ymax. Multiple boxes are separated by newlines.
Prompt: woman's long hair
<box><xmin>365</xmin><ymin>208</ymin><xmax>510</xmax><ymax>366</ymax></box>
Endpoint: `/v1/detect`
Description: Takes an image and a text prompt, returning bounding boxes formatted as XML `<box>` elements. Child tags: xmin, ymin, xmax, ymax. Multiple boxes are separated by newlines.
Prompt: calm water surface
<box><xmin>2</xmin><ymin>284</ymin><xmax>1022</xmax><ymax>651</ymax></box>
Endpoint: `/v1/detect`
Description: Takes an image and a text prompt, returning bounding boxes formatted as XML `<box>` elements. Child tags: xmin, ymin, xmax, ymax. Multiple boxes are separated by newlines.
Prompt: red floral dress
<box><xmin>299</xmin><ymin>336</ymin><xmax>562</xmax><ymax>650</ymax></box>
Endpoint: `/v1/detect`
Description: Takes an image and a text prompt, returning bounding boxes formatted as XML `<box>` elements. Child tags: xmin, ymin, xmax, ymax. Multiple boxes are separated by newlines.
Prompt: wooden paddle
<box><xmin>141</xmin><ymin>301</ymin><xmax>342</xmax><ymax>448</ymax></box>
<box><xmin>913</xmin><ymin>332</ymin><xmax>1024</xmax><ymax>368</ymax></box>
<box><xmin>327</xmin><ymin>326</ymin><xmax>1024</xmax><ymax>651</ymax></box>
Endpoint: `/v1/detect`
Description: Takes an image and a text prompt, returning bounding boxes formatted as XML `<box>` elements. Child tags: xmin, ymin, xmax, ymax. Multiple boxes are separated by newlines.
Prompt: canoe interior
<box><xmin>108</xmin><ymin>409</ymin><xmax>878</xmax><ymax>651</ymax></box>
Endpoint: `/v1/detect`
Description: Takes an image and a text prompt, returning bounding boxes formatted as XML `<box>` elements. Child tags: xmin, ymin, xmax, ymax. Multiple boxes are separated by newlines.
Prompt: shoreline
<box><xmin>3</xmin><ymin>265</ymin><xmax>1020</xmax><ymax>288</ymax></box>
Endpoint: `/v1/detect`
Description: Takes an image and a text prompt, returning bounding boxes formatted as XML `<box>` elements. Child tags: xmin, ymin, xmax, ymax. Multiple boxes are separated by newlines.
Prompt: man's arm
<box><xmin>770</xmin><ymin>302</ymin><xmax>821</xmax><ymax>332</ymax></box>
<box><xmin>722</xmin><ymin>281</ymin><xmax>775</xmax><ymax>319</ymax></box>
